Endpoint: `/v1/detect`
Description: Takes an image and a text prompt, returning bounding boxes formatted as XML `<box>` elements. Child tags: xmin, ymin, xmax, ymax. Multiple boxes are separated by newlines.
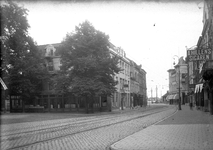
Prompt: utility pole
<box><xmin>173</xmin><ymin>55</ymin><xmax>181</xmax><ymax>110</ymax></box>
<box><xmin>178</xmin><ymin>63</ymin><xmax>182</xmax><ymax>110</ymax></box>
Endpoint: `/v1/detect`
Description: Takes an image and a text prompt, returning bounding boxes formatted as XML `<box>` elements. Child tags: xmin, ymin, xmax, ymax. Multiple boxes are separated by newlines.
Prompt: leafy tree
<box><xmin>55</xmin><ymin>21</ymin><xmax>121</xmax><ymax>111</ymax></box>
<box><xmin>0</xmin><ymin>1</ymin><xmax>48</xmax><ymax>106</ymax></box>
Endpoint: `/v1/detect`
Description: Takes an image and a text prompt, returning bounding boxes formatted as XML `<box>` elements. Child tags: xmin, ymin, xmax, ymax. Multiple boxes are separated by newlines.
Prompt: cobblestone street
<box><xmin>0</xmin><ymin>105</ymin><xmax>176</xmax><ymax>150</ymax></box>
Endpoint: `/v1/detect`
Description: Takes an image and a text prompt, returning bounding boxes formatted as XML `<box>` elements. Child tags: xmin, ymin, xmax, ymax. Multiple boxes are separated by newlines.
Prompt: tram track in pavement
<box><xmin>1</xmin><ymin>106</ymin><xmax>173</xmax><ymax>150</ymax></box>
<box><xmin>1</xmin><ymin>105</ymin><xmax>165</xmax><ymax>137</ymax></box>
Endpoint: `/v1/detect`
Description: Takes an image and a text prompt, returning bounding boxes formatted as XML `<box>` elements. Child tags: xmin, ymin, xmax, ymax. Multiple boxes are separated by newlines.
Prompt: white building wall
<box><xmin>109</xmin><ymin>46</ymin><xmax>130</xmax><ymax>109</ymax></box>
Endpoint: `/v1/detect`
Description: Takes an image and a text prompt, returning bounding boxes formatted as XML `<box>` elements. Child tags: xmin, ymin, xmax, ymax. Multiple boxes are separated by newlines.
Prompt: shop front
<box><xmin>166</xmin><ymin>94</ymin><xmax>179</xmax><ymax>105</ymax></box>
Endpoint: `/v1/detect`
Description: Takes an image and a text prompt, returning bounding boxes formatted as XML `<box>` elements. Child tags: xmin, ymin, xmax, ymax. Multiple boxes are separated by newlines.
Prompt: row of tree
<box><xmin>1</xmin><ymin>1</ymin><xmax>121</xmax><ymax>109</ymax></box>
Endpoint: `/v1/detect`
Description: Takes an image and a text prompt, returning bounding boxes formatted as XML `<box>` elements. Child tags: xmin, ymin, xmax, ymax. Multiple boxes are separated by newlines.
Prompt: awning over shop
<box><xmin>166</xmin><ymin>95</ymin><xmax>171</xmax><ymax>100</ymax></box>
<box><xmin>195</xmin><ymin>83</ymin><xmax>203</xmax><ymax>93</ymax></box>
<box><xmin>166</xmin><ymin>94</ymin><xmax>180</xmax><ymax>101</ymax></box>
<box><xmin>166</xmin><ymin>94</ymin><xmax>178</xmax><ymax>101</ymax></box>
<box><xmin>173</xmin><ymin>94</ymin><xmax>179</xmax><ymax>99</ymax></box>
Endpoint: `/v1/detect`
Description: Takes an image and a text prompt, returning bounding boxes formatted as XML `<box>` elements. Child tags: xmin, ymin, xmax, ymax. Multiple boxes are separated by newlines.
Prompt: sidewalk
<box><xmin>110</xmin><ymin>105</ymin><xmax>213</xmax><ymax>150</ymax></box>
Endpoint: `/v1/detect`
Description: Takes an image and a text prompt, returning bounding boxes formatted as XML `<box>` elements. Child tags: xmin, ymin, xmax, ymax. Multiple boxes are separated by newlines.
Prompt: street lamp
<box><xmin>173</xmin><ymin>55</ymin><xmax>181</xmax><ymax>110</ymax></box>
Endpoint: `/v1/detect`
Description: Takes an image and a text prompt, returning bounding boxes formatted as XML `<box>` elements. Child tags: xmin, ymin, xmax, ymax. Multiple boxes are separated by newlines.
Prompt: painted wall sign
<box><xmin>188</xmin><ymin>54</ymin><xmax>210</xmax><ymax>61</ymax></box>
<box><xmin>187</xmin><ymin>48</ymin><xmax>212</xmax><ymax>61</ymax></box>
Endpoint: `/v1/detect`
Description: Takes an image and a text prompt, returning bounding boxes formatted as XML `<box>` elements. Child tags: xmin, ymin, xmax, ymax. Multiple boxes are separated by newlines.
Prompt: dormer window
<box><xmin>45</xmin><ymin>45</ymin><xmax>56</xmax><ymax>56</ymax></box>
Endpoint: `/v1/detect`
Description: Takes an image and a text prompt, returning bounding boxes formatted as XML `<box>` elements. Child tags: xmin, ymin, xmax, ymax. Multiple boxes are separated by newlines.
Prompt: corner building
<box><xmin>187</xmin><ymin>0</ymin><xmax>213</xmax><ymax>114</ymax></box>
<box><xmin>10</xmin><ymin>42</ymin><xmax>147</xmax><ymax>112</ymax></box>
<box><xmin>167</xmin><ymin>57</ymin><xmax>188</xmax><ymax>105</ymax></box>
<box><xmin>109</xmin><ymin>43</ymin><xmax>131</xmax><ymax>109</ymax></box>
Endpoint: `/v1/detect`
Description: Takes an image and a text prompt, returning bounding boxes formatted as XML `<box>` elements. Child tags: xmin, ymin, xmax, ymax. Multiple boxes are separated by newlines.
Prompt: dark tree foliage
<box><xmin>56</xmin><ymin>21</ymin><xmax>121</xmax><ymax>99</ymax></box>
<box><xmin>203</xmin><ymin>69</ymin><xmax>213</xmax><ymax>91</ymax></box>
<box><xmin>0</xmin><ymin>1</ymin><xmax>48</xmax><ymax>101</ymax></box>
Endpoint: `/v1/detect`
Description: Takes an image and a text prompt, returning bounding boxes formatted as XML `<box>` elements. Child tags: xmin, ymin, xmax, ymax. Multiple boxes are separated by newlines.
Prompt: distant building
<box><xmin>129</xmin><ymin>60</ymin><xmax>140</xmax><ymax>107</ymax></box>
<box><xmin>167</xmin><ymin>57</ymin><xmax>188</xmax><ymax>105</ymax></box>
<box><xmin>109</xmin><ymin>43</ymin><xmax>147</xmax><ymax>109</ymax></box>
<box><xmin>128</xmin><ymin>59</ymin><xmax>147</xmax><ymax>107</ymax></box>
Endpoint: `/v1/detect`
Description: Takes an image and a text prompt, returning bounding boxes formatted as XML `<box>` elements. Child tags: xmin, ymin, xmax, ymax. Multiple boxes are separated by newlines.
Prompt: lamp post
<box><xmin>173</xmin><ymin>55</ymin><xmax>181</xmax><ymax>110</ymax></box>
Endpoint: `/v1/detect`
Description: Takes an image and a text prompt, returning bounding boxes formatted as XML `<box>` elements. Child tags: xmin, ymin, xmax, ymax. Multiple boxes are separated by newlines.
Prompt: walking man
<box><xmin>189</xmin><ymin>95</ymin><xmax>193</xmax><ymax>110</ymax></box>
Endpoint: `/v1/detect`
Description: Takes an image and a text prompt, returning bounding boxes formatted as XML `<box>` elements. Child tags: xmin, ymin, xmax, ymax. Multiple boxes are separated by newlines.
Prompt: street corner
<box><xmin>109</xmin><ymin>129</ymin><xmax>151</xmax><ymax>150</ymax></box>
<box><xmin>109</xmin><ymin>137</ymin><xmax>134</xmax><ymax>150</ymax></box>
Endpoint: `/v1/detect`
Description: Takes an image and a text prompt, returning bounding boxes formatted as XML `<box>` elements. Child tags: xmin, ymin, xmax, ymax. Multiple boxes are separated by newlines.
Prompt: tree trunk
<box><xmin>10</xmin><ymin>95</ymin><xmax>12</xmax><ymax>113</ymax></box>
<box><xmin>22</xmin><ymin>98</ymin><xmax>25</xmax><ymax>113</ymax></box>
<box><xmin>99</xmin><ymin>96</ymin><xmax>102</xmax><ymax>112</ymax></box>
<box><xmin>76</xmin><ymin>96</ymin><xmax>79</xmax><ymax>112</ymax></box>
<box><xmin>107</xmin><ymin>96</ymin><xmax>111</xmax><ymax>112</ymax></box>
<box><xmin>62</xmin><ymin>95</ymin><xmax>64</xmax><ymax>112</ymax></box>
<box><xmin>48</xmin><ymin>94</ymin><xmax>50</xmax><ymax>112</ymax></box>
<box><xmin>85</xmin><ymin>96</ymin><xmax>89</xmax><ymax>114</ymax></box>
<box><xmin>121</xmin><ymin>97</ymin><xmax>123</xmax><ymax>110</ymax></box>
<box><xmin>70</xmin><ymin>95</ymin><xmax>72</xmax><ymax>112</ymax></box>
<box><xmin>91</xmin><ymin>95</ymin><xmax>94</xmax><ymax>113</ymax></box>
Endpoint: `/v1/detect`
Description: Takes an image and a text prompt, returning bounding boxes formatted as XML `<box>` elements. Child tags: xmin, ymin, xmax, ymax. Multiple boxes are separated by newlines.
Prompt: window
<box><xmin>182</xmin><ymin>73</ymin><xmax>186</xmax><ymax>79</ymax></box>
<box><xmin>48</xmin><ymin>61</ymin><xmax>54</xmax><ymax>71</ymax></box>
<box><xmin>50</xmin><ymin>50</ymin><xmax>53</xmax><ymax>56</ymax></box>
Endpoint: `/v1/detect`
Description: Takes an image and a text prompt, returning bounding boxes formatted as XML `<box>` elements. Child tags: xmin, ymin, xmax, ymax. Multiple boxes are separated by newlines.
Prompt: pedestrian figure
<box><xmin>189</xmin><ymin>95</ymin><xmax>193</xmax><ymax>110</ymax></box>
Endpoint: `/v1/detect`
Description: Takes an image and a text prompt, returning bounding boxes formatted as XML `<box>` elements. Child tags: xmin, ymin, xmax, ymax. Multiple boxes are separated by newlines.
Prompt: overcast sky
<box><xmin>16</xmin><ymin>0</ymin><xmax>204</xmax><ymax>97</ymax></box>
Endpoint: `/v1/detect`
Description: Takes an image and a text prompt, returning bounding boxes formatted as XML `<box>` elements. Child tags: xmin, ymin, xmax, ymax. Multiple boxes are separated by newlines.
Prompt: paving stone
<box><xmin>0</xmin><ymin>105</ymin><xmax>176</xmax><ymax>150</ymax></box>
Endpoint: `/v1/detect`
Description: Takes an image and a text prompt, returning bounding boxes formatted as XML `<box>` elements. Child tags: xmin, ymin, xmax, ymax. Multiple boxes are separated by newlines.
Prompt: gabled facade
<box><xmin>167</xmin><ymin>57</ymin><xmax>188</xmax><ymax>104</ymax></box>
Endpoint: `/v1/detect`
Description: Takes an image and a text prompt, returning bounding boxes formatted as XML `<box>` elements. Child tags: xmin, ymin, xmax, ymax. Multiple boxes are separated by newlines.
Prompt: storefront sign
<box><xmin>189</xmin><ymin>55</ymin><xmax>210</xmax><ymax>61</ymax></box>
<box><xmin>187</xmin><ymin>48</ymin><xmax>212</xmax><ymax>61</ymax></box>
